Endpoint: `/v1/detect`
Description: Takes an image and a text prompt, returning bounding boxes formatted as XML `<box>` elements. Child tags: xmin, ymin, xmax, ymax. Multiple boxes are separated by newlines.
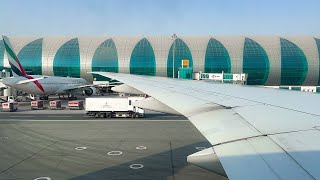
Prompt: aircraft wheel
<box><xmin>106</xmin><ymin>113</ymin><xmax>112</xmax><ymax>118</ymax></box>
<box><xmin>100</xmin><ymin>113</ymin><xmax>106</xmax><ymax>118</ymax></box>
<box><xmin>40</xmin><ymin>96</ymin><xmax>49</xmax><ymax>100</ymax></box>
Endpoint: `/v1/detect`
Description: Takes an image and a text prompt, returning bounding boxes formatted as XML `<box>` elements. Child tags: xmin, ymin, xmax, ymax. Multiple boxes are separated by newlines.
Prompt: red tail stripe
<box><xmin>26</xmin><ymin>75</ymin><xmax>45</xmax><ymax>92</ymax></box>
<box><xmin>15</xmin><ymin>57</ymin><xmax>27</xmax><ymax>76</ymax></box>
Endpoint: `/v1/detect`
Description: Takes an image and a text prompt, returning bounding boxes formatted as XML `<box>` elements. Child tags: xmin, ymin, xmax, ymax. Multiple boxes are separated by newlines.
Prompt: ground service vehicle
<box><xmin>85</xmin><ymin>97</ymin><xmax>145</xmax><ymax>118</ymax></box>
<box><xmin>2</xmin><ymin>102</ymin><xmax>18</xmax><ymax>112</ymax></box>
<box><xmin>30</xmin><ymin>100</ymin><xmax>44</xmax><ymax>110</ymax></box>
<box><xmin>68</xmin><ymin>100</ymin><xmax>84</xmax><ymax>110</ymax></box>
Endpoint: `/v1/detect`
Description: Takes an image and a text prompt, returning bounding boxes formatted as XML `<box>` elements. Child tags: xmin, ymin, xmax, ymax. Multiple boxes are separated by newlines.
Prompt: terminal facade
<box><xmin>0</xmin><ymin>36</ymin><xmax>319</xmax><ymax>85</ymax></box>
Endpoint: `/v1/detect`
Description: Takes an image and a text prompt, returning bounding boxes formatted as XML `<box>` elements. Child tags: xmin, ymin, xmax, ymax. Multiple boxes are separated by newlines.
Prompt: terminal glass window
<box><xmin>167</xmin><ymin>38</ymin><xmax>193</xmax><ymax>78</ymax></box>
<box><xmin>0</xmin><ymin>40</ymin><xmax>4</xmax><ymax>70</ymax></box>
<box><xmin>92</xmin><ymin>39</ymin><xmax>118</xmax><ymax>81</ymax></box>
<box><xmin>17</xmin><ymin>38</ymin><xmax>43</xmax><ymax>75</ymax></box>
<box><xmin>315</xmin><ymin>38</ymin><xmax>320</xmax><ymax>85</ymax></box>
<box><xmin>204</xmin><ymin>38</ymin><xmax>231</xmax><ymax>73</ymax></box>
<box><xmin>280</xmin><ymin>38</ymin><xmax>308</xmax><ymax>85</ymax></box>
<box><xmin>243</xmin><ymin>38</ymin><xmax>270</xmax><ymax>85</ymax></box>
<box><xmin>130</xmin><ymin>38</ymin><xmax>156</xmax><ymax>76</ymax></box>
<box><xmin>53</xmin><ymin>38</ymin><xmax>80</xmax><ymax>77</ymax></box>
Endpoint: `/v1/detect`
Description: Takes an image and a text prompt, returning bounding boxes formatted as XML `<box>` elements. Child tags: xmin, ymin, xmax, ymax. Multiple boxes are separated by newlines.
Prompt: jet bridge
<box><xmin>194</xmin><ymin>72</ymin><xmax>248</xmax><ymax>85</ymax></box>
<box><xmin>0</xmin><ymin>69</ymin><xmax>12</xmax><ymax>97</ymax></box>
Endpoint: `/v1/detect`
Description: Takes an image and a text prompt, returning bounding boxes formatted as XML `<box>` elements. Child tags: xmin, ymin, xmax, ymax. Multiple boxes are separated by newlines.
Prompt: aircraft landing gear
<box><xmin>40</xmin><ymin>95</ymin><xmax>49</xmax><ymax>100</ymax></box>
<box><xmin>58</xmin><ymin>93</ymin><xmax>77</xmax><ymax>100</ymax></box>
<box><xmin>68</xmin><ymin>93</ymin><xmax>77</xmax><ymax>100</ymax></box>
<box><xmin>29</xmin><ymin>94</ymin><xmax>36</xmax><ymax>101</ymax></box>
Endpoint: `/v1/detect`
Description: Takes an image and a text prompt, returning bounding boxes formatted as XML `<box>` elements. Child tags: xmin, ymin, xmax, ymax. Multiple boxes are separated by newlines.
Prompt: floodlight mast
<box><xmin>172</xmin><ymin>34</ymin><xmax>177</xmax><ymax>78</ymax></box>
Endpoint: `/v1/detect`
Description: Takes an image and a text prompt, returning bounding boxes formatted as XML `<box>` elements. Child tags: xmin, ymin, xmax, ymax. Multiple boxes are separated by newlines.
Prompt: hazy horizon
<box><xmin>1</xmin><ymin>0</ymin><xmax>319</xmax><ymax>36</ymax></box>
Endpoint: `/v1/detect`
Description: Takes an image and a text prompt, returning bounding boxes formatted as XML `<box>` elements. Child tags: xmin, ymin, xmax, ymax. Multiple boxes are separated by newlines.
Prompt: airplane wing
<box><xmin>67</xmin><ymin>84</ymin><xmax>95</xmax><ymax>90</ymax></box>
<box><xmin>16</xmin><ymin>77</ymin><xmax>48</xmax><ymax>85</ymax></box>
<box><xmin>92</xmin><ymin>72</ymin><xmax>320</xmax><ymax>180</ymax></box>
<box><xmin>64</xmin><ymin>82</ymin><xmax>122</xmax><ymax>91</ymax></box>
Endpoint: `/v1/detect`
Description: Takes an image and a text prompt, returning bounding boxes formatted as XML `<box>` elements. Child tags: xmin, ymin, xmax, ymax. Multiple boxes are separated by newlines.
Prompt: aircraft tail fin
<box><xmin>2</xmin><ymin>36</ymin><xmax>27</xmax><ymax>77</ymax></box>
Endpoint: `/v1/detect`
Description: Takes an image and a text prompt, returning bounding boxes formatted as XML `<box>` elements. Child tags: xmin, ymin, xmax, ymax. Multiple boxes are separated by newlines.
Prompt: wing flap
<box><xmin>234</xmin><ymin>105</ymin><xmax>320</xmax><ymax>134</ymax></box>
<box><xmin>270</xmin><ymin>130</ymin><xmax>320</xmax><ymax>179</ymax></box>
<box><xmin>189</xmin><ymin>109</ymin><xmax>261</xmax><ymax>145</ymax></box>
<box><xmin>214</xmin><ymin>136</ymin><xmax>314</xmax><ymax>180</ymax></box>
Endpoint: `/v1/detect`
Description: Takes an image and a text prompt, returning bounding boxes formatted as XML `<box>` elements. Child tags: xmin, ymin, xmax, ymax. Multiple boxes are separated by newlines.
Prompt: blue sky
<box><xmin>0</xmin><ymin>0</ymin><xmax>319</xmax><ymax>35</ymax></box>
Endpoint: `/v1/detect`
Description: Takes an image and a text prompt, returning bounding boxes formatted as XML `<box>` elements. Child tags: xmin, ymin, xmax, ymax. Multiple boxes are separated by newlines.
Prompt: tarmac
<box><xmin>0</xmin><ymin>103</ymin><xmax>227</xmax><ymax>180</ymax></box>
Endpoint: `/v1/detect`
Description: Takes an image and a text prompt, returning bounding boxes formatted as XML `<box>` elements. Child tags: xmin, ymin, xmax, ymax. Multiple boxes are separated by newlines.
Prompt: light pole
<box><xmin>171</xmin><ymin>34</ymin><xmax>177</xmax><ymax>78</ymax></box>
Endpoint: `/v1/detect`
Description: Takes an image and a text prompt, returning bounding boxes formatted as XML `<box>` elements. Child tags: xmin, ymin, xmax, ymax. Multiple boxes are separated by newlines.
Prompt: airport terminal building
<box><xmin>0</xmin><ymin>36</ymin><xmax>320</xmax><ymax>85</ymax></box>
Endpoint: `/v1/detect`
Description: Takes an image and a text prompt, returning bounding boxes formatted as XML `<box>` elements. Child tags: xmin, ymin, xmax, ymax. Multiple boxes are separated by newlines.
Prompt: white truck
<box><xmin>85</xmin><ymin>97</ymin><xmax>145</xmax><ymax>118</ymax></box>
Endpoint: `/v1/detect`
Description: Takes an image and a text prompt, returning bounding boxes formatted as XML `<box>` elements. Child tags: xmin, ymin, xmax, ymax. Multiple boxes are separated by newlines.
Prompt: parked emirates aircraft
<box><xmin>1</xmin><ymin>36</ymin><xmax>97</xmax><ymax>98</ymax></box>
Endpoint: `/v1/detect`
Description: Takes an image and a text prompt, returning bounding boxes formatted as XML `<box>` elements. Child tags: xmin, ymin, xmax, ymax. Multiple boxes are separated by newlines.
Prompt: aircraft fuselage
<box><xmin>2</xmin><ymin>75</ymin><xmax>88</xmax><ymax>95</ymax></box>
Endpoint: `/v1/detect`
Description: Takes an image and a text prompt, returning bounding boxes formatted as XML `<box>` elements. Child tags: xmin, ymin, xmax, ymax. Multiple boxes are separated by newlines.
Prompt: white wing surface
<box><xmin>93</xmin><ymin>72</ymin><xmax>320</xmax><ymax>180</ymax></box>
<box><xmin>16</xmin><ymin>77</ymin><xmax>47</xmax><ymax>84</ymax></box>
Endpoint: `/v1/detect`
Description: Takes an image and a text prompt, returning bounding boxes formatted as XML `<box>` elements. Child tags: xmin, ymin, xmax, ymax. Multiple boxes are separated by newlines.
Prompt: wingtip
<box><xmin>90</xmin><ymin>71</ymin><xmax>105</xmax><ymax>75</ymax></box>
<box><xmin>2</xmin><ymin>36</ymin><xmax>11</xmax><ymax>46</ymax></box>
<box><xmin>2</xmin><ymin>35</ymin><xmax>8</xmax><ymax>41</ymax></box>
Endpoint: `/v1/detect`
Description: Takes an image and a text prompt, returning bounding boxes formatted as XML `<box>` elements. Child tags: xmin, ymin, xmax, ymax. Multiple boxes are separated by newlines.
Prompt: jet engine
<box><xmin>84</xmin><ymin>87</ymin><xmax>97</xmax><ymax>96</ymax></box>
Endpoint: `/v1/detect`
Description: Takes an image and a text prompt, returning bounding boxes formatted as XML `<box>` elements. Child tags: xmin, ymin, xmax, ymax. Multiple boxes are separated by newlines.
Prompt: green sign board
<box><xmin>223</xmin><ymin>74</ymin><xmax>233</xmax><ymax>80</ymax></box>
<box><xmin>200</xmin><ymin>73</ymin><xmax>209</xmax><ymax>79</ymax></box>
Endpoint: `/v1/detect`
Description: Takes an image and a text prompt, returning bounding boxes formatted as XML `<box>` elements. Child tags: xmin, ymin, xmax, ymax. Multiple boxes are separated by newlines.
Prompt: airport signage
<box><xmin>200</xmin><ymin>73</ymin><xmax>223</xmax><ymax>80</ymax></box>
<box><xmin>182</xmin><ymin>60</ymin><xmax>189</xmax><ymax>67</ymax></box>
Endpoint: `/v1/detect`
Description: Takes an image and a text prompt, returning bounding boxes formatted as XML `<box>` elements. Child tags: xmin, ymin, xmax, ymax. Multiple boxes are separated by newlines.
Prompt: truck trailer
<box><xmin>85</xmin><ymin>97</ymin><xmax>145</xmax><ymax>118</ymax></box>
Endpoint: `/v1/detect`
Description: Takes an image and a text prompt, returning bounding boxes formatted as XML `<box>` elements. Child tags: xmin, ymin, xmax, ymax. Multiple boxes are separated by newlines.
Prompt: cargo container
<box><xmin>31</xmin><ymin>100</ymin><xmax>44</xmax><ymax>110</ymax></box>
<box><xmin>2</xmin><ymin>102</ymin><xmax>18</xmax><ymax>112</ymax></box>
<box><xmin>49</xmin><ymin>100</ymin><xmax>62</xmax><ymax>110</ymax></box>
<box><xmin>68</xmin><ymin>100</ymin><xmax>84</xmax><ymax>110</ymax></box>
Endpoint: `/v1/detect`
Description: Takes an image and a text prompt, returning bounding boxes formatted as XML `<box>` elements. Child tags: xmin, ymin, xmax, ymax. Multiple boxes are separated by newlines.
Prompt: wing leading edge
<box><xmin>92</xmin><ymin>72</ymin><xmax>320</xmax><ymax>180</ymax></box>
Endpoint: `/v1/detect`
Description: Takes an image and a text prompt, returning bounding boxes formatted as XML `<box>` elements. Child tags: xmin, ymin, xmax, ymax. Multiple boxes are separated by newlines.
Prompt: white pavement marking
<box><xmin>2</xmin><ymin>119</ymin><xmax>189</xmax><ymax>122</ymax></box>
<box><xmin>136</xmin><ymin>146</ymin><xmax>147</xmax><ymax>150</ymax></box>
<box><xmin>34</xmin><ymin>177</ymin><xmax>51</xmax><ymax>180</ymax></box>
<box><xmin>75</xmin><ymin>147</ymin><xmax>87</xmax><ymax>151</ymax></box>
<box><xmin>10</xmin><ymin>116</ymin><xmax>34</xmax><ymax>118</ymax></box>
<box><xmin>129</xmin><ymin>164</ymin><xmax>144</xmax><ymax>169</ymax></box>
<box><xmin>47</xmin><ymin>116</ymin><xmax>72</xmax><ymax>118</ymax></box>
<box><xmin>107</xmin><ymin>151</ymin><xmax>123</xmax><ymax>156</ymax></box>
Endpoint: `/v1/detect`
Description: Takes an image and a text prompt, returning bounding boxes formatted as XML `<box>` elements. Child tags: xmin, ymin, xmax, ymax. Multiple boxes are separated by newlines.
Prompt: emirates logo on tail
<box><xmin>3</xmin><ymin>36</ymin><xmax>27</xmax><ymax>77</ymax></box>
<box><xmin>2</xmin><ymin>36</ymin><xmax>45</xmax><ymax>92</ymax></box>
